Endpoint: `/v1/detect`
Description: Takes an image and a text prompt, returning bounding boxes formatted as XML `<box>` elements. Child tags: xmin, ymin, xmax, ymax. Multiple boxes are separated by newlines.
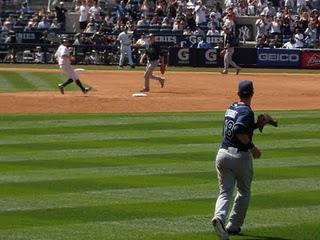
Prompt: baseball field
<box><xmin>0</xmin><ymin>65</ymin><xmax>319</xmax><ymax>240</ymax></box>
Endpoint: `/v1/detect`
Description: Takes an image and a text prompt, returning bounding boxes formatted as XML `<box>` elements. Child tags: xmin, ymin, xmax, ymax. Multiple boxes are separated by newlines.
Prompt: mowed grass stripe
<box><xmin>16</xmin><ymin>72</ymin><xmax>52</xmax><ymax>90</ymax></box>
<box><xmin>0</xmin><ymin>156</ymin><xmax>319</xmax><ymax>183</ymax></box>
<box><xmin>0</xmin><ymin>165</ymin><xmax>319</xmax><ymax>196</ymax></box>
<box><xmin>0</xmin><ymin>192</ymin><xmax>319</xmax><ymax>230</ymax></box>
<box><xmin>0</xmin><ymin>74</ymin><xmax>16</xmax><ymax>92</ymax></box>
<box><xmin>0</xmin><ymin>71</ymin><xmax>34</xmax><ymax>90</ymax></box>
<box><xmin>1</xmin><ymin>177</ymin><xmax>319</xmax><ymax>212</ymax></box>
<box><xmin>0</xmin><ymin>154</ymin><xmax>319</xmax><ymax>173</ymax></box>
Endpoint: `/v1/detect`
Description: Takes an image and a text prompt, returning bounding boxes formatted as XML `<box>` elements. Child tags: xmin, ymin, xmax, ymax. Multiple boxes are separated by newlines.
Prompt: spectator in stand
<box><xmin>294</xmin><ymin>29</ymin><xmax>305</xmax><ymax>47</ymax></box>
<box><xmin>161</xmin><ymin>17</ymin><xmax>171</xmax><ymax>28</ymax></box>
<box><xmin>261</xmin><ymin>1</ymin><xmax>276</xmax><ymax>17</ymax></box>
<box><xmin>194</xmin><ymin>0</ymin><xmax>207</xmax><ymax>26</ymax></box>
<box><xmin>297</xmin><ymin>0</ymin><xmax>306</xmax><ymax>14</ymax></box>
<box><xmin>84</xmin><ymin>22</ymin><xmax>96</xmax><ymax>33</ymax></box>
<box><xmin>207</xmin><ymin>24</ymin><xmax>220</xmax><ymax>35</ymax></box>
<box><xmin>172</xmin><ymin>18</ymin><xmax>183</xmax><ymax>30</ymax></box>
<box><xmin>207</xmin><ymin>12</ymin><xmax>219</xmax><ymax>30</ymax></box>
<box><xmin>269</xmin><ymin>34</ymin><xmax>283</xmax><ymax>48</ymax></box>
<box><xmin>73</xmin><ymin>0</ymin><xmax>81</xmax><ymax>11</ymax></box>
<box><xmin>281</xmin><ymin>15</ymin><xmax>293</xmax><ymax>36</ymax></box>
<box><xmin>185</xmin><ymin>7</ymin><xmax>197</xmax><ymax>31</ymax></box>
<box><xmin>167</xmin><ymin>0</ymin><xmax>178</xmax><ymax>19</ymax></box>
<box><xmin>255</xmin><ymin>13</ymin><xmax>268</xmax><ymax>40</ymax></box>
<box><xmin>99</xmin><ymin>15</ymin><xmax>113</xmax><ymax>33</ymax></box>
<box><xmin>256</xmin><ymin>34</ymin><xmax>269</xmax><ymax>47</ymax></box>
<box><xmin>155</xmin><ymin>0</ymin><xmax>167</xmax><ymax>17</ymax></box>
<box><xmin>34</xmin><ymin>46</ymin><xmax>44</xmax><ymax>63</ymax></box>
<box><xmin>183</xmin><ymin>26</ymin><xmax>193</xmax><ymax>35</ymax></box>
<box><xmin>38</xmin><ymin>16</ymin><xmax>50</xmax><ymax>29</ymax></box>
<box><xmin>20</xmin><ymin>1</ymin><xmax>31</xmax><ymax>13</ymax></box>
<box><xmin>304</xmin><ymin>22</ymin><xmax>318</xmax><ymax>47</ymax></box>
<box><xmin>50</xmin><ymin>18</ymin><xmax>62</xmax><ymax>29</ymax></box>
<box><xmin>247</xmin><ymin>0</ymin><xmax>257</xmax><ymax>16</ymax></box>
<box><xmin>256</xmin><ymin>0</ymin><xmax>268</xmax><ymax>15</ymax></box>
<box><xmin>149</xmin><ymin>15</ymin><xmax>160</xmax><ymax>27</ymax></box>
<box><xmin>283</xmin><ymin>36</ymin><xmax>297</xmax><ymax>48</ymax></box>
<box><xmin>140</xmin><ymin>0</ymin><xmax>151</xmax><ymax>19</ymax></box>
<box><xmin>24</xmin><ymin>22</ymin><xmax>35</xmax><ymax>31</ymax></box>
<box><xmin>284</xmin><ymin>0</ymin><xmax>295</xmax><ymax>10</ymax></box>
<box><xmin>15</xmin><ymin>15</ymin><xmax>26</xmax><ymax>27</ymax></box>
<box><xmin>197</xmin><ymin>35</ymin><xmax>212</xmax><ymax>48</ymax></box>
<box><xmin>137</xmin><ymin>14</ymin><xmax>149</xmax><ymax>27</ymax></box>
<box><xmin>114</xmin><ymin>18</ymin><xmax>125</xmax><ymax>32</ymax></box>
<box><xmin>2</xmin><ymin>19</ymin><xmax>12</xmax><ymax>32</ymax></box>
<box><xmin>79</xmin><ymin>0</ymin><xmax>89</xmax><ymax>32</ymax></box>
<box><xmin>55</xmin><ymin>1</ymin><xmax>67</xmax><ymax>29</ymax></box>
<box><xmin>193</xmin><ymin>25</ymin><xmax>205</xmax><ymax>35</ymax></box>
<box><xmin>270</xmin><ymin>15</ymin><xmax>282</xmax><ymax>37</ymax></box>
<box><xmin>88</xmin><ymin>1</ymin><xmax>102</xmax><ymax>21</ymax></box>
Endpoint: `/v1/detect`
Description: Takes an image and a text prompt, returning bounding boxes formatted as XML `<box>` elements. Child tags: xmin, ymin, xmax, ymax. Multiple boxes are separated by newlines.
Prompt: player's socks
<box><xmin>75</xmin><ymin>79</ymin><xmax>86</xmax><ymax>92</ymax></box>
<box><xmin>61</xmin><ymin>78</ymin><xmax>73</xmax><ymax>87</ymax></box>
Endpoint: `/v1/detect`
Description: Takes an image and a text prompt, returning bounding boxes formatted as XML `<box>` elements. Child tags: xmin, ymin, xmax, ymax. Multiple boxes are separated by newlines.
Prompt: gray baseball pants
<box><xmin>223</xmin><ymin>47</ymin><xmax>240</xmax><ymax>73</ymax></box>
<box><xmin>144</xmin><ymin>60</ymin><xmax>162</xmax><ymax>89</ymax></box>
<box><xmin>214</xmin><ymin>147</ymin><xmax>253</xmax><ymax>229</ymax></box>
<box><xmin>119</xmin><ymin>45</ymin><xmax>133</xmax><ymax>66</ymax></box>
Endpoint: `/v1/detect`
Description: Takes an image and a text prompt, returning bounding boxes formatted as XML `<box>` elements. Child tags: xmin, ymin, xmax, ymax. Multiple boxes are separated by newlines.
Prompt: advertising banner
<box><xmin>257</xmin><ymin>48</ymin><xmax>301</xmax><ymax>67</ymax></box>
<box><xmin>193</xmin><ymin>48</ymin><xmax>218</xmax><ymax>67</ymax></box>
<box><xmin>168</xmin><ymin>48</ymin><xmax>190</xmax><ymax>66</ymax></box>
<box><xmin>301</xmin><ymin>50</ymin><xmax>320</xmax><ymax>68</ymax></box>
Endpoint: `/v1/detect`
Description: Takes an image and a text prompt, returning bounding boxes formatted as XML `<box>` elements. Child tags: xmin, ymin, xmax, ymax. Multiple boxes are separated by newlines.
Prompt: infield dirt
<box><xmin>0</xmin><ymin>69</ymin><xmax>319</xmax><ymax>113</ymax></box>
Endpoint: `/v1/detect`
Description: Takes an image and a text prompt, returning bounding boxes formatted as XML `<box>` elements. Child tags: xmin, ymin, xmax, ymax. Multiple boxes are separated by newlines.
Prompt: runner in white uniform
<box><xmin>55</xmin><ymin>38</ymin><xmax>91</xmax><ymax>94</ymax></box>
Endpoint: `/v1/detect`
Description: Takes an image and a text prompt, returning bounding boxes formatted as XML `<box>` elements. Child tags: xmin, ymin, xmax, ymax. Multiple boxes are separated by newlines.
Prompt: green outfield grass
<box><xmin>0</xmin><ymin>71</ymin><xmax>91</xmax><ymax>92</ymax></box>
<box><xmin>0</xmin><ymin>111</ymin><xmax>319</xmax><ymax>240</ymax></box>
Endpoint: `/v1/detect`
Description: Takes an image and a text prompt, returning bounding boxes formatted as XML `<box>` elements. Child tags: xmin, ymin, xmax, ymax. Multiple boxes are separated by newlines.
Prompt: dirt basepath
<box><xmin>0</xmin><ymin>70</ymin><xmax>319</xmax><ymax>113</ymax></box>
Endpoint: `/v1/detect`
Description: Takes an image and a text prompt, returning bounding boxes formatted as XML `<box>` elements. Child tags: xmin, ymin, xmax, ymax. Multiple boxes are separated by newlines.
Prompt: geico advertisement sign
<box><xmin>177</xmin><ymin>48</ymin><xmax>190</xmax><ymax>62</ymax></box>
<box><xmin>258</xmin><ymin>53</ymin><xmax>299</xmax><ymax>62</ymax></box>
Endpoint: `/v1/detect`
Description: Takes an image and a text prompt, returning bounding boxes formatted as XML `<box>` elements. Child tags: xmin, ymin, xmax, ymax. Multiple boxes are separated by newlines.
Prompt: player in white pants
<box><xmin>55</xmin><ymin>38</ymin><xmax>91</xmax><ymax>94</ymax></box>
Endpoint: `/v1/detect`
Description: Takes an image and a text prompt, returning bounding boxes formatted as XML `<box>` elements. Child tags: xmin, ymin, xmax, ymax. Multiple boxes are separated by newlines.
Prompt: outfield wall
<box><xmin>1</xmin><ymin>43</ymin><xmax>320</xmax><ymax>69</ymax></box>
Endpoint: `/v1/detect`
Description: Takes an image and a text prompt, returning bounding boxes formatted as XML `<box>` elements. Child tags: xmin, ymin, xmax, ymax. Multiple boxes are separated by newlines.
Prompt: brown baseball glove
<box><xmin>160</xmin><ymin>60</ymin><xmax>166</xmax><ymax>74</ymax></box>
<box><xmin>255</xmin><ymin>113</ymin><xmax>278</xmax><ymax>132</ymax></box>
<box><xmin>219</xmin><ymin>49</ymin><xmax>226</xmax><ymax>58</ymax></box>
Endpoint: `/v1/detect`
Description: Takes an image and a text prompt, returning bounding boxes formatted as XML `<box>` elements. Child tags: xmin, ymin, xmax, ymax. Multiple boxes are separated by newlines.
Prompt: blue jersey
<box><xmin>221</xmin><ymin>102</ymin><xmax>255</xmax><ymax>151</ymax></box>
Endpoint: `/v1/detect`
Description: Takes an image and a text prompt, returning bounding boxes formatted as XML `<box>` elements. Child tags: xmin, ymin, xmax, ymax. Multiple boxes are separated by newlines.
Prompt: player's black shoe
<box><xmin>58</xmin><ymin>84</ymin><xmax>64</xmax><ymax>95</ymax></box>
<box><xmin>140</xmin><ymin>87</ymin><xmax>150</xmax><ymax>92</ymax></box>
<box><xmin>226</xmin><ymin>226</ymin><xmax>241</xmax><ymax>235</ymax></box>
<box><xmin>159</xmin><ymin>77</ymin><xmax>165</xmax><ymax>88</ymax></box>
<box><xmin>83</xmin><ymin>87</ymin><xmax>92</xmax><ymax>94</ymax></box>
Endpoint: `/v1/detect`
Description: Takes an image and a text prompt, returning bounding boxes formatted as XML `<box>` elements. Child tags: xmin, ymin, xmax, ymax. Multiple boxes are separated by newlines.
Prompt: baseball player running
<box><xmin>117</xmin><ymin>27</ymin><xmax>135</xmax><ymax>69</ymax></box>
<box><xmin>55</xmin><ymin>38</ymin><xmax>91</xmax><ymax>94</ymax></box>
<box><xmin>139</xmin><ymin>34</ymin><xmax>165</xmax><ymax>92</ymax></box>
<box><xmin>212</xmin><ymin>80</ymin><xmax>260</xmax><ymax>240</ymax></box>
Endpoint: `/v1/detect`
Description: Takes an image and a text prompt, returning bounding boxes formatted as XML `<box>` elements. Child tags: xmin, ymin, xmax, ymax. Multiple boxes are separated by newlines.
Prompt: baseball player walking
<box><xmin>212</xmin><ymin>80</ymin><xmax>261</xmax><ymax>240</ymax></box>
<box><xmin>117</xmin><ymin>27</ymin><xmax>135</xmax><ymax>69</ymax></box>
<box><xmin>55</xmin><ymin>38</ymin><xmax>91</xmax><ymax>94</ymax></box>
<box><xmin>139</xmin><ymin>34</ymin><xmax>165</xmax><ymax>92</ymax></box>
<box><xmin>222</xmin><ymin>27</ymin><xmax>241</xmax><ymax>75</ymax></box>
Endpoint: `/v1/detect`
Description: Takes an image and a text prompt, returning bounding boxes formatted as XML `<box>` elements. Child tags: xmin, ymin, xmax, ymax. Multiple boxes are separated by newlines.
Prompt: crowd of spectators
<box><xmin>0</xmin><ymin>0</ymin><xmax>320</xmax><ymax>51</ymax></box>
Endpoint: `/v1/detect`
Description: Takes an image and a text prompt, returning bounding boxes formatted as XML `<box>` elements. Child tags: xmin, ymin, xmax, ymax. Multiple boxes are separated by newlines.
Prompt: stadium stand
<box><xmin>0</xmin><ymin>0</ymin><xmax>319</xmax><ymax>64</ymax></box>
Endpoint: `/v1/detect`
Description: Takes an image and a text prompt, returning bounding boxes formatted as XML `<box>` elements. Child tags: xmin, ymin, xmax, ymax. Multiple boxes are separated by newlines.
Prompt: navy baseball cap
<box><xmin>238</xmin><ymin>80</ymin><xmax>254</xmax><ymax>97</ymax></box>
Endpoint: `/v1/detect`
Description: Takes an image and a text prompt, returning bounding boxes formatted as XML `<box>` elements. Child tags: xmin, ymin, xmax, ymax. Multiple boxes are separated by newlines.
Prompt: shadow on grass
<box><xmin>236</xmin><ymin>233</ymin><xmax>291</xmax><ymax>240</ymax></box>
